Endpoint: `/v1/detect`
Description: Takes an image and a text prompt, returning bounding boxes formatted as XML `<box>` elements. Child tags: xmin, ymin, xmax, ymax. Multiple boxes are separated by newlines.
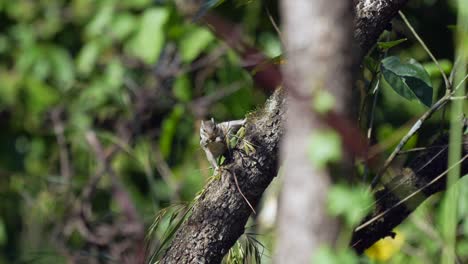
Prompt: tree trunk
<box><xmin>275</xmin><ymin>0</ymin><xmax>355</xmax><ymax>263</ymax></box>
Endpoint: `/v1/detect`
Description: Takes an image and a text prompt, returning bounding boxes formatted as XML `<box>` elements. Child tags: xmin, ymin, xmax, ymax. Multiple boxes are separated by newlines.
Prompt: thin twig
<box><xmin>454</xmin><ymin>73</ymin><xmax>468</xmax><ymax>92</ymax></box>
<box><xmin>266</xmin><ymin>7</ymin><xmax>284</xmax><ymax>46</ymax></box>
<box><xmin>399</xmin><ymin>11</ymin><xmax>450</xmax><ymax>89</ymax></box>
<box><xmin>397</xmin><ymin>145</ymin><xmax>448</xmax><ymax>155</ymax></box>
<box><xmin>367</xmin><ymin>80</ymin><xmax>381</xmax><ymax>139</ymax></box>
<box><xmin>363</xmin><ymin>78</ymin><xmax>380</xmax><ymax>182</ymax></box>
<box><xmin>371</xmin><ymin>75</ymin><xmax>468</xmax><ymax>187</ymax></box>
<box><xmin>449</xmin><ymin>57</ymin><xmax>461</xmax><ymax>86</ymax></box>
<box><xmin>363</xmin><ymin>32</ymin><xmax>390</xmax><ymax>182</ymax></box>
<box><xmin>359</xmin><ymin>153</ymin><xmax>468</xmax><ymax>231</ymax></box>
<box><xmin>450</xmin><ymin>95</ymin><xmax>468</xmax><ymax>100</ymax></box>
<box><xmin>371</xmin><ymin>94</ymin><xmax>450</xmax><ymax>187</ymax></box>
<box><xmin>51</xmin><ymin>108</ymin><xmax>72</xmax><ymax>184</ymax></box>
<box><xmin>230</xmin><ymin>170</ymin><xmax>257</xmax><ymax>215</ymax></box>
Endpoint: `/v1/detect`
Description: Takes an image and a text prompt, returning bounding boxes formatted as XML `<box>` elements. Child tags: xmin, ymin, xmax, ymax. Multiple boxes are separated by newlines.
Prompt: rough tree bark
<box><xmin>160</xmin><ymin>0</ymin><xmax>410</xmax><ymax>263</ymax></box>
<box><xmin>352</xmin><ymin>134</ymin><xmax>468</xmax><ymax>253</ymax></box>
<box><xmin>275</xmin><ymin>0</ymin><xmax>354</xmax><ymax>263</ymax></box>
<box><xmin>160</xmin><ymin>90</ymin><xmax>285</xmax><ymax>263</ymax></box>
<box><xmin>354</xmin><ymin>0</ymin><xmax>410</xmax><ymax>57</ymax></box>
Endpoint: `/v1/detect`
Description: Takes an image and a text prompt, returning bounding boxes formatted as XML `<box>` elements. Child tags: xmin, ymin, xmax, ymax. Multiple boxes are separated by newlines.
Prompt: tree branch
<box><xmin>352</xmin><ymin>134</ymin><xmax>468</xmax><ymax>253</ymax></box>
<box><xmin>160</xmin><ymin>0</ymin><xmax>409</xmax><ymax>262</ymax></box>
<box><xmin>160</xmin><ymin>89</ymin><xmax>285</xmax><ymax>263</ymax></box>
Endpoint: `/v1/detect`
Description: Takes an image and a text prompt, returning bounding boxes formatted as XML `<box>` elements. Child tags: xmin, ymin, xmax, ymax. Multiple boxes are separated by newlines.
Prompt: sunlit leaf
<box><xmin>104</xmin><ymin>58</ymin><xmax>124</xmax><ymax>89</ymax></box>
<box><xmin>422</xmin><ymin>59</ymin><xmax>453</xmax><ymax>78</ymax></box>
<box><xmin>111</xmin><ymin>12</ymin><xmax>136</xmax><ymax>40</ymax></box>
<box><xmin>85</xmin><ymin>2</ymin><xmax>114</xmax><ymax>37</ymax></box>
<box><xmin>126</xmin><ymin>7</ymin><xmax>169</xmax><ymax>64</ymax></box>
<box><xmin>258</xmin><ymin>32</ymin><xmax>282</xmax><ymax>58</ymax></box>
<box><xmin>159</xmin><ymin>105</ymin><xmax>185</xmax><ymax>158</ymax></box>
<box><xmin>377</xmin><ymin>38</ymin><xmax>407</xmax><ymax>51</ymax></box>
<box><xmin>179</xmin><ymin>27</ymin><xmax>214</xmax><ymax>62</ymax></box>
<box><xmin>76</xmin><ymin>41</ymin><xmax>100</xmax><ymax>75</ymax></box>
<box><xmin>173</xmin><ymin>75</ymin><xmax>192</xmax><ymax>102</ymax></box>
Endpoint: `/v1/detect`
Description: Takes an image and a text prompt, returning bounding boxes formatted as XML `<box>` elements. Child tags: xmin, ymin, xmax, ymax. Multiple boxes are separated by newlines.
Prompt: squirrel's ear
<box><xmin>201</xmin><ymin>120</ymin><xmax>206</xmax><ymax>128</ymax></box>
<box><xmin>211</xmin><ymin>117</ymin><xmax>215</xmax><ymax>123</ymax></box>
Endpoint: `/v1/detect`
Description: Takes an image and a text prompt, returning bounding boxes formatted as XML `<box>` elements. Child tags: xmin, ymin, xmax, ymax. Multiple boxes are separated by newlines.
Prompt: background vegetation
<box><xmin>0</xmin><ymin>0</ymin><xmax>465</xmax><ymax>263</ymax></box>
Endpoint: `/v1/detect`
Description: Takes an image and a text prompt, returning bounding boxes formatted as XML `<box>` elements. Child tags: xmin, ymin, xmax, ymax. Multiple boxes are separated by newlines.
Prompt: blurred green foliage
<box><xmin>0</xmin><ymin>0</ymin><xmax>265</xmax><ymax>262</ymax></box>
<box><xmin>0</xmin><ymin>0</ymin><xmax>465</xmax><ymax>263</ymax></box>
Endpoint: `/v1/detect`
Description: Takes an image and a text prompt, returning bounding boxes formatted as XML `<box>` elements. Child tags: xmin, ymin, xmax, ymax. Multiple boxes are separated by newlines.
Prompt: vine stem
<box><xmin>399</xmin><ymin>11</ymin><xmax>450</xmax><ymax>89</ymax></box>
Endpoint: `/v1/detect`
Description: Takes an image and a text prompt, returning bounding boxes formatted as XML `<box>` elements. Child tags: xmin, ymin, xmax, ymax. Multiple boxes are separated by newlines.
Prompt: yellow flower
<box><xmin>365</xmin><ymin>230</ymin><xmax>405</xmax><ymax>262</ymax></box>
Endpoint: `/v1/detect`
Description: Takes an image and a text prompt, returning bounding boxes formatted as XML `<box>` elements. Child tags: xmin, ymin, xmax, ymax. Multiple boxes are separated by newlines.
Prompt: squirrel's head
<box><xmin>200</xmin><ymin>118</ymin><xmax>219</xmax><ymax>140</ymax></box>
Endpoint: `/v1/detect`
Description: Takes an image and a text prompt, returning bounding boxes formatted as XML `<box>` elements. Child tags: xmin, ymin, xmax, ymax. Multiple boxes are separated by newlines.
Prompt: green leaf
<box><xmin>313</xmin><ymin>247</ymin><xmax>359</xmax><ymax>264</ymax></box>
<box><xmin>381</xmin><ymin>56</ymin><xmax>433</xmax><ymax>107</ymax></box>
<box><xmin>328</xmin><ymin>184</ymin><xmax>374</xmax><ymax>227</ymax></box>
<box><xmin>76</xmin><ymin>41</ymin><xmax>100</xmax><ymax>75</ymax></box>
<box><xmin>312</xmin><ymin>90</ymin><xmax>335</xmax><ymax>114</ymax></box>
<box><xmin>24</xmin><ymin>78</ymin><xmax>59</xmax><ymax>116</ymax></box>
<box><xmin>258</xmin><ymin>32</ymin><xmax>282</xmax><ymax>58</ymax></box>
<box><xmin>104</xmin><ymin>58</ymin><xmax>124</xmax><ymax>89</ymax></box>
<box><xmin>363</xmin><ymin>55</ymin><xmax>379</xmax><ymax>72</ymax></box>
<box><xmin>111</xmin><ymin>12</ymin><xmax>136</xmax><ymax>40</ymax></box>
<box><xmin>48</xmin><ymin>46</ymin><xmax>75</xmax><ymax>90</ymax></box>
<box><xmin>77</xmin><ymin>79</ymin><xmax>109</xmax><ymax>110</ymax></box>
<box><xmin>422</xmin><ymin>59</ymin><xmax>453</xmax><ymax>78</ymax></box>
<box><xmin>173</xmin><ymin>75</ymin><xmax>192</xmax><ymax>102</ymax></box>
<box><xmin>308</xmin><ymin>130</ymin><xmax>342</xmax><ymax>168</ymax></box>
<box><xmin>126</xmin><ymin>7</ymin><xmax>169</xmax><ymax>64</ymax></box>
<box><xmin>377</xmin><ymin>38</ymin><xmax>407</xmax><ymax>51</ymax></box>
<box><xmin>159</xmin><ymin>105</ymin><xmax>185</xmax><ymax>158</ymax></box>
<box><xmin>179</xmin><ymin>27</ymin><xmax>214</xmax><ymax>62</ymax></box>
<box><xmin>85</xmin><ymin>2</ymin><xmax>114</xmax><ymax>38</ymax></box>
